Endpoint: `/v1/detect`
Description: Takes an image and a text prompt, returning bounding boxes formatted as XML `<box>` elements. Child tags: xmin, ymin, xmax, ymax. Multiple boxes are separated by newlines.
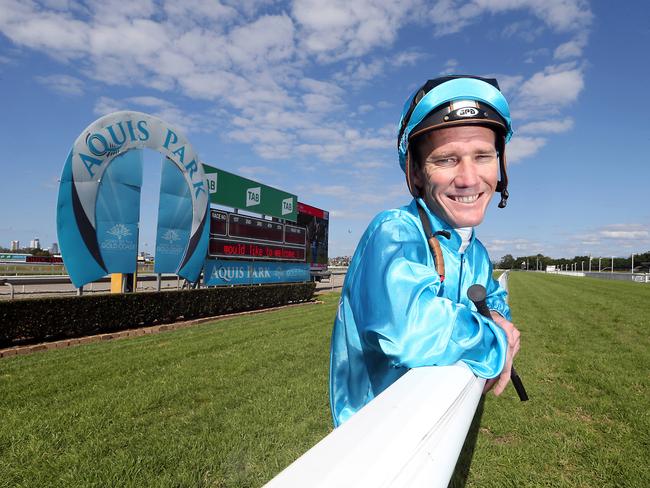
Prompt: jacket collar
<box><xmin>411</xmin><ymin>198</ymin><xmax>474</xmax><ymax>253</ymax></box>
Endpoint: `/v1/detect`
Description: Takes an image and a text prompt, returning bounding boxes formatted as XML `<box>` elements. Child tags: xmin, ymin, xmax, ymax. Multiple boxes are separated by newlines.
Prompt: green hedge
<box><xmin>0</xmin><ymin>282</ymin><xmax>315</xmax><ymax>348</ymax></box>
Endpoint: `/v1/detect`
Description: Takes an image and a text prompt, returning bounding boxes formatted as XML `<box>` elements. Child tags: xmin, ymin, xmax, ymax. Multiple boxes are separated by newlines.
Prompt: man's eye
<box><xmin>433</xmin><ymin>158</ymin><xmax>457</xmax><ymax>166</ymax></box>
<box><xmin>476</xmin><ymin>154</ymin><xmax>497</xmax><ymax>163</ymax></box>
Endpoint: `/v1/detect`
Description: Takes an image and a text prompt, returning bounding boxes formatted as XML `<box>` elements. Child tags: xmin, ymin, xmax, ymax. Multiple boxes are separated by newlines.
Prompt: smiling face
<box><xmin>412</xmin><ymin>125</ymin><xmax>498</xmax><ymax>228</ymax></box>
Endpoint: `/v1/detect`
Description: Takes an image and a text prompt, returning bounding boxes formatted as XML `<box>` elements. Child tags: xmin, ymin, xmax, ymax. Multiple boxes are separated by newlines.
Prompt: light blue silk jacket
<box><xmin>329</xmin><ymin>198</ymin><xmax>510</xmax><ymax>427</ymax></box>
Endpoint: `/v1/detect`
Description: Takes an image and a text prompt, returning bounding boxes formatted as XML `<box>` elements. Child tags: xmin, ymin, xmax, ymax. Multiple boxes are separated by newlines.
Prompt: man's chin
<box><xmin>443</xmin><ymin>202</ymin><xmax>488</xmax><ymax>228</ymax></box>
<box><xmin>423</xmin><ymin>195</ymin><xmax>489</xmax><ymax>227</ymax></box>
<box><xmin>441</xmin><ymin>194</ymin><xmax>490</xmax><ymax>227</ymax></box>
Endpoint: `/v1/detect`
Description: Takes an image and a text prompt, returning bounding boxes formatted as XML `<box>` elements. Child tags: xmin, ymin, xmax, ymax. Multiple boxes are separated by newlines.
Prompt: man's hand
<box><xmin>483</xmin><ymin>311</ymin><xmax>521</xmax><ymax>395</ymax></box>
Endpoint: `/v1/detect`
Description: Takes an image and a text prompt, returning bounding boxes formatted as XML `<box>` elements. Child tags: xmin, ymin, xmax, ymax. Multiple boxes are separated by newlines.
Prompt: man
<box><xmin>329</xmin><ymin>75</ymin><xmax>521</xmax><ymax>427</ymax></box>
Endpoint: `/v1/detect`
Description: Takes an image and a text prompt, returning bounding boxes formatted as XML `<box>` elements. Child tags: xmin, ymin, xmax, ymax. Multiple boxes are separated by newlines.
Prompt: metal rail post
<box><xmin>0</xmin><ymin>279</ymin><xmax>14</xmax><ymax>300</ymax></box>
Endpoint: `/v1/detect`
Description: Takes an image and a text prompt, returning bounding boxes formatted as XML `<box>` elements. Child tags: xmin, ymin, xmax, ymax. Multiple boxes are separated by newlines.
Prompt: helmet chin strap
<box><xmin>495</xmin><ymin>134</ymin><xmax>509</xmax><ymax>208</ymax></box>
<box><xmin>405</xmin><ymin>151</ymin><xmax>420</xmax><ymax>198</ymax></box>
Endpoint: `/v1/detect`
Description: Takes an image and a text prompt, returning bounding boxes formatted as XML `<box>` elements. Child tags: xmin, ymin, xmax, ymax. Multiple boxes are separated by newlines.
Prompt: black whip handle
<box><xmin>467</xmin><ymin>284</ymin><xmax>529</xmax><ymax>401</ymax></box>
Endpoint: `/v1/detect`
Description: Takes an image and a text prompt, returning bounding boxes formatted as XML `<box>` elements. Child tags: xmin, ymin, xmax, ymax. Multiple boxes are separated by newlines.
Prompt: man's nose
<box><xmin>454</xmin><ymin>158</ymin><xmax>480</xmax><ymax>187</ymax></box>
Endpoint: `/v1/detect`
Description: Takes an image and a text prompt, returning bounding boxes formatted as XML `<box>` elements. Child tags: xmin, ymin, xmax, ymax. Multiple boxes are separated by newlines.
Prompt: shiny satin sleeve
<box><xmin>348</xmin><ymin>213</ymin><xmax>507</xmax><ymax>382</ymax></box>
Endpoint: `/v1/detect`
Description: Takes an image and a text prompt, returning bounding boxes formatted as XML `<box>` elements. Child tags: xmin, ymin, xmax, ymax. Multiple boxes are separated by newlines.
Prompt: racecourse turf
<box><xmin>0</xmin><ymin>273</ymin><xmax>648</xmax><ymax>487</ymax></box>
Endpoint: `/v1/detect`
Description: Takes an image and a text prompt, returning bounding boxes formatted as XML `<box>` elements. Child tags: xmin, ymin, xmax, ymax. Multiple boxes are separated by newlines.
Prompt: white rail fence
<box><xmin>549</xmin><ymin>270</ymin><xmax>650</xmax><ymax>283</ymax></box>
<box><xmin>265</xmin><ymin>272</ymin><xmax>511</xmax><ymax>487</ymax></box>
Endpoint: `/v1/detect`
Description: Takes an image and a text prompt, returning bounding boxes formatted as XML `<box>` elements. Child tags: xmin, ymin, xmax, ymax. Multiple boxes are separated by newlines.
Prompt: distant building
<box><xmin>10</xmin><ymin>240</ymin><xmax>20</xmax><ymax>251</ymax></box>
<box><xmin>51</xmin><ymin>242</ymin><xmax>59</xmax><ymax>254</ymax></box>
<box><xmin>30</xmin><ymin>238</ymin><xmax>41</xmax><ymax>249</ymax></box>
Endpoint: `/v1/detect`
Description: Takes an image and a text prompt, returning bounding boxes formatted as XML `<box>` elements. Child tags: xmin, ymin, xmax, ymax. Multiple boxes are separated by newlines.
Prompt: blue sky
<box><xmin>1</xmin><ymin>0</ymin><xmax>649</xmax><ymax>260</ymax></box>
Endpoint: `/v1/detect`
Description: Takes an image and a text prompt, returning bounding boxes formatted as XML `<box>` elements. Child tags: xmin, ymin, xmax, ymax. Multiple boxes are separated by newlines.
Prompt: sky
<box><xmin>1</xmin><ymin>0</ymin><xmax>649</xmax><ymax>261</ymax></box>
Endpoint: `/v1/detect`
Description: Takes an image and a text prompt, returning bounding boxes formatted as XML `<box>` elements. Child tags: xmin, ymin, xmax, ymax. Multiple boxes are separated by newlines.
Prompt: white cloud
<box><xmin>393</xmin><ymin>50</ymin><xmax>425</xmax><ymax>66</ymax></box>
<box><xmin>554</xmin><ymin>223</ymin><xmax>650</xmax><ymax>257</ymax></box>
<box><xmin>162</xmin><ymin>0</ymin><xmax>238</xmax><ymax>27</ymax></box>
<box><xmin>334</xmin><ymin>58</ymin><xmax>385</xmax><ymax>87</ymax></box>
<box><xmin>93</xmin><ymin>96</ymin><xmax>122</xmax><ymax>116</ymax></box>
<box><xmin>329</xmin><ymin>209</ymin><xmax>373</xmax><ymax>220</ymax></box>
<box><xmin>223</xmin><ymin>0</ymin><xmax>276</xmax><ymax>17</ymax></box>
<box><xmin>507</xmin><ymin>136</ymin><xmax>546</xmax><ymax>162</ymax></box>
<box><xmin>227</xmin><ymin>14</ymin><xmax>296</xmax><ymax>69</ymax></box>
<box><xmin>599</xmin><ymin>225</ymin><xmax>649</xmax><ymax>240</ymax></box>
<box><xmin>440</xmin><ymin>58</ymin><xmax>459</xmax><ymax>75</ymax></box>
<box><xmin>353</xmin><ymin>161</ymin><xmax>388</xmax><ymax>169</ymax></box>
<box><xmin>35</xmin><ymin>74</ymin><xmax>85</xmax><ymax>96</ymax></box>
<box><xmin>358</xmin><ymin>104</ymin><xmax>374</xmax><ymax>114</ymax></box>
<box><xmin>238</xmin><ymin>165</ymin><xmax>279</xmax><ymax>177</ymax></box>
<box><xmin>501</xmin><ymin>19</ymin><xmax>545</xmax><ymax>42</ymax></box>
<box><xmin>554</xmin><ymin>32</ymin><xmax>588</xmax><ymax>60</ymax></box>
<box><xmin>0</xmin><ymin>0</ymin><xmax>592</xmax><ymax>173</ymax></box>
<box><xmin>310</xmin><ymin>185</ymin><xmax>351</xmax><ymax>197</ymax></box>
<box><xmin>518</xmin><ymin>117</ymin><xmax>574</xmax><ymax>134</ymax></box>
<box><xmin>518</xmin><ymin>65</ymin><xmax>585</xmax><ymax>108</ymax></box>
<box><xmin>486</xmin><ymin>74</ymin><xmax>524</xmax><ymax>97</ymax></box>
<box><xmin>292</xmin><ymin>0</ymin><xmax>419</xmax><ymax>61</ymax></box>
<box><xmin>485</xmin><ymin>238</ymin><xmax>543</xmax><ymax>255</ymax></box>
<box><xmin>309</xmin><ymin>180</ymin><xmax>405</xmax><ymax>209</ymax></box>
<box><xmin>601</xmin><ymin>231</ymin><xmax>649</xmax><ymax>240</ymax></box>
<box><xmin>0</xmin><ymin>1</ymin><xmax>89</xmax><ymax>57</ymax></box>
<box><xmin>93</xmin><ymin>96</ymin><xmax>219</xmax><ymax>135</ymax></box>
<box><xmin>123</xmin><ymin>96</ymin><xmax>173</xmax><ymax>109</ymax></box>
<box><xmin>430</xmin><ymin>0</ymin><xmax>592</xmax><ymax>36</ymax></box>
<box><xmin>523</xmin><ymin>47</ymin><xmax>551</xmax><ymax>64</ymax></box>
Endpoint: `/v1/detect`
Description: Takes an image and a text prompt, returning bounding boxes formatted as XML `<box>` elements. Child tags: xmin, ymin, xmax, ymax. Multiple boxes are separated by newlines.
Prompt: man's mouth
<box><xmin>449</xmin><ymin>193</ymin><xmax>481</xmax><ymax>204</ymax></box>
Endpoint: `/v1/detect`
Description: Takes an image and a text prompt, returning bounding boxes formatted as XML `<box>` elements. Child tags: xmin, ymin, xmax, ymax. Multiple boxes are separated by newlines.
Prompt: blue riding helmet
<box><xmin>397</xmin><ymin>76</ymin><xmax>513</xmax><ymax>208</ymax></box>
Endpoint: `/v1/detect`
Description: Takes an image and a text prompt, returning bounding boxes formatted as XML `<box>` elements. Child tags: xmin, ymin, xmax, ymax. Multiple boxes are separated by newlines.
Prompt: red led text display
<box><xmin>208</xmin><ymin>209</ymin><xmax>307</xmax><ymax>261</ymax></box>
<box><xmin>209</xmin><ymin>238</ymin><xmax>306</xmax><ymax>261</ymax></box>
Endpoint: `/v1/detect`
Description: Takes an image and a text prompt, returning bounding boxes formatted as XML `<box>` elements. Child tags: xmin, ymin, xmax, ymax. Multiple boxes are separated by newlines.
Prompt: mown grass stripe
<box><xmin>1</xmin><ymin>277</ymin><xmax>649</xmax><ymax>487</ymax></box>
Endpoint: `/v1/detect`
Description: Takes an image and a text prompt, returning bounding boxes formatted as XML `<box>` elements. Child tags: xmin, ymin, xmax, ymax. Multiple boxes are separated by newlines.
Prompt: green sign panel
<box><xmin>202</xmin><ymin>164</ymin><xmax>298</xmax><ymax>222</ymax></box>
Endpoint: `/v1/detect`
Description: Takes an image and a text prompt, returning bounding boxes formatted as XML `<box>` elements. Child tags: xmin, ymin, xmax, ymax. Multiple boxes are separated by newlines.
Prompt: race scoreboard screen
<box><xmin>209</xmin><ymin>209</ymin><xmax>306</xmax><ymax>261</ymax></box>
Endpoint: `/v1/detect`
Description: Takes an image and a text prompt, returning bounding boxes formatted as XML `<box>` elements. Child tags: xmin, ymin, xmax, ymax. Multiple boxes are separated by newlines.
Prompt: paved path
<box><xmin>0</xmin><ymin>273</ymin><xmax>347</xmax><ymax>300</ymax></box>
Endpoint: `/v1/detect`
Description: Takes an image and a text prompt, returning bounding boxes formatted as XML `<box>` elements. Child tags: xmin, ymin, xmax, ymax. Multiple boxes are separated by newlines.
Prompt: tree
<box><xmin>497</xmin><ymin>254</ymin><xmax>515</xmax><ymax>269</ymax></box>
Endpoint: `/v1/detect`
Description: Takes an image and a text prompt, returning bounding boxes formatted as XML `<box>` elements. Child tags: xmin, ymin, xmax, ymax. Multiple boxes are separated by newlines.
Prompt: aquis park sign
<box><xmin>55</xmin><ymin>111</ymin><xmax>329</xmax><ymax>289</ymax></box>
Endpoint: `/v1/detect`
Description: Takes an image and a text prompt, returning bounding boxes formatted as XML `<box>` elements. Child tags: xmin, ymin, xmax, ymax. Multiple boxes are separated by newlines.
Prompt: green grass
<box><xmin>0</xmin><ymin>264</ymin><xmax>67</xmax><ymax>276</ymax></box>
<box><xmin>1</xmin><ymin>274</ymin><xmax>649</xmax><ymax>487</ymax></box>
<box><xmin>462</xmin><ymin>272</ymin><xmax>650</xmax><ymax>487</ymax></box>
<box><xmin>0</xmin><ymin>297</ymin><xmax>336</xmax><ymax>488</ymax></box>
<box><xmin>0</xmin><ymin>263</ymin><xmax>154</xmax><ymax>276</ymax></box>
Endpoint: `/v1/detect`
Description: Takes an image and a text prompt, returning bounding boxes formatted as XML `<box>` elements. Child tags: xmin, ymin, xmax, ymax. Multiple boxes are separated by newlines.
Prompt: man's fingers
<box><xmin>486</xmin><ymin>313</ymin><xmax>522</xmax><ymax>397</ymax></box>
<box><xmin>510</xmin><ymin>335</ymin><xmax>521</xmax><ymax>357</ymax></box>
<box><xmin>493</xmin><ymin>366</ymin><xmax>511</xmax><ymax>396</ymax></box>
<box><xmin>483</xmin><ymin>378</ymin><xmax>497</xmax><ymax>393</ymax></box>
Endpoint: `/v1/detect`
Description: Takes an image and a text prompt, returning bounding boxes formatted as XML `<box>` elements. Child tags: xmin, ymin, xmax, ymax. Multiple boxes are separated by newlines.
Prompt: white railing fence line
<box><xmin>265</xmin><ymin>364</ymin><xmax>485</xmax><ymax>488</ymax></box>
<box><xmin>266</xmin><ymin>272</ymin><xmax>511</xmax><ymax>487</ymax></box>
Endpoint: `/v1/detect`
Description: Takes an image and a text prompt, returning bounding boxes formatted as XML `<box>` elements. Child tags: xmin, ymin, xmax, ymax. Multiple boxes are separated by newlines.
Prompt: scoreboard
<box><xmin>209</xmin><ymin>209</ymin><xmax>306</xmax><ymax>261</ymax></box>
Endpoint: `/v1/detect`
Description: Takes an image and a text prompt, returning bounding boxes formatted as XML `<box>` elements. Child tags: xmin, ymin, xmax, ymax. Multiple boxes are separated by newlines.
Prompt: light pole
<box><xmin>631</xmin><ymin>253</ymin><xmax>634</xmax><ymax>274</ymax></box>
<box><xmin>611</xmin><ymin>256</ymin><xmax>614</xmax><ymax>273</ymax></box>
<box><xmin>581</xmin><ymin>261</ymin><xmax>584</xmax><ymax>272</ymax></box>
<box><xmin>599</xmin><ymin>257</ymin><xmax>602</xmax><ymax>272</ymax></box>
<box><xmin>589</xmin><ymin>256</ymin><xmax>592</xmax><ymax>272</ymax></box>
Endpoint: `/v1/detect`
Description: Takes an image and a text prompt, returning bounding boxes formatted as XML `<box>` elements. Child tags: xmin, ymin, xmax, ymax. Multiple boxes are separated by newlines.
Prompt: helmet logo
<box><xmin>455</xmin><ymin>107</ymin><xmax>479</xmax><ymax>117</ymax></box>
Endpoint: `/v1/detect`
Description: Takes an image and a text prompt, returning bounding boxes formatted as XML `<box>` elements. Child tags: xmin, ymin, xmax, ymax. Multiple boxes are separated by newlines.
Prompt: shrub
<box><xmin>0</xmin><ymin>282</ymin><xmax>315</xmax><ymax>347</ymax></box>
